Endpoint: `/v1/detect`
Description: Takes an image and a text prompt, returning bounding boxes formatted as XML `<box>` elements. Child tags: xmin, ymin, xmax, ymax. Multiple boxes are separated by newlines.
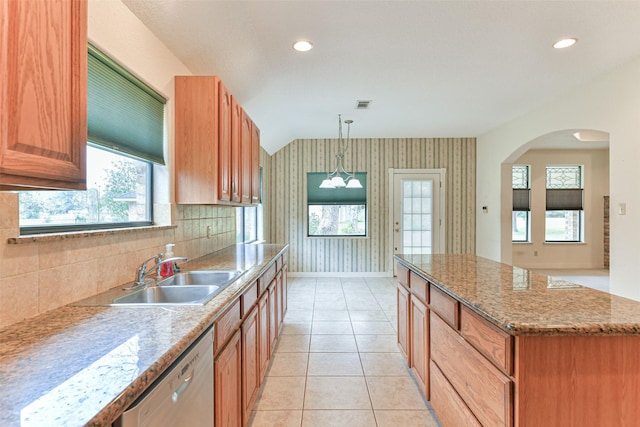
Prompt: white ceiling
<box><xmin>122</xmin><ymin>0</ymin><xmax>640</xmax><ymax>154</ymax></box>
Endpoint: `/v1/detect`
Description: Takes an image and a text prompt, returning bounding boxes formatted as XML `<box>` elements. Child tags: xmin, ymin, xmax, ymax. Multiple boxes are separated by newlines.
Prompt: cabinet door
<box><xmin>268</xmin><ymin>282</ymin><xmax>278</xmax><ymax>354</ymax></box>
<box><xmin>258</xmin><ymin>291</ymin><xmax>269</xmax><ymax>381</ymax></box>
<box><xmin>214</xmin><ymin>329</ymin><xmax>242</xmax><ymax>427</ymax></box>
<box><xmin>230</xmin><ymin>97</ymin><xmax>242</xmax><ymax>203</ymax></box>
<box><xmin>397</xmin><ymin>283</ymin><xmax>411</xmax><ymax>363</ymax></box>
<box><xmin>218</xmin><ymin>80</ymin><xmax>232</xmax><ymax>202</ymax></box>
<box><xmin>240</xmin><ymin>109</ymin><xmax>252</xmax><ymax>204</ymax></box>
<box><xmin>175</xmin><ymin>76</ymin><xmax>220</xmax><ymax>204</ymax></box>
<box><xmin>0</xmin><ymin>0</ymin><xmax>87</xmax><ymax>190</ymax></box>
<box><xmin>241</xmin><ymin>306</ymin><xmax>260</xmax><ymax>425</ymax></box>
<box><xmin>251</xmin><ymin>121</ymin><xmax>260</xmax><ymax>204</ymax></box>
<box><xmin>410</xmin><ymin>296</ymin><xmax>429</xmax><ymax>399</ymax></box>
<box><xmin>280</xmin><ymin>267</ymin><xmax>288</xmax><ymax>327</ymax></box>
<box><xmin>276</xmin><ymin>270</ymin><xmax>284</xmax><ymax>331</ymax></box>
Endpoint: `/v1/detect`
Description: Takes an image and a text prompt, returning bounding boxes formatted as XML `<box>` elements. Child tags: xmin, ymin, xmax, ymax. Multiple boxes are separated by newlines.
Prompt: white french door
<box><xmin>390</xmin><ymin>169</ymin><xmax>445</xmax><ymax>274</ymax></box>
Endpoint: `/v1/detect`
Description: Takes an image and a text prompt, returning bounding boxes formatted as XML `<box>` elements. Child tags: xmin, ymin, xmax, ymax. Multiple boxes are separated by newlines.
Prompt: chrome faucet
<box><xmin>156</xmin><ymin>256</ymin><xmax>189</xmax><ymax>275</ymax></box>
<box><xmin>128</xmin><ymin>254</ymin><xmax>188</xmax><ymax>290</ymax></box>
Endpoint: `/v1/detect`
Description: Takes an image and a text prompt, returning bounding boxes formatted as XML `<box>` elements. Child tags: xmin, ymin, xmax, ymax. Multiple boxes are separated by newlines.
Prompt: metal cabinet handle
<box><xmin>171</xmin><ymin>370</ymin><xmax>194</xmax><ymax>403</ymax></box>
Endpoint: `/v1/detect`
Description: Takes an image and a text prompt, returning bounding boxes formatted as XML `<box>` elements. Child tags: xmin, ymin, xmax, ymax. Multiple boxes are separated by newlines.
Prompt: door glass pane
<box><xmin>401</xmin><ymin>179</ymin><xmax>433</xmax><ymax>254</ymax></box>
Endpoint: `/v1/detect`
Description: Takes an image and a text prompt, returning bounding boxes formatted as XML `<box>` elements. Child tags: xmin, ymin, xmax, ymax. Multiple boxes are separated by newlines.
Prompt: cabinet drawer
<box><xmin>397</xmin><ymin>263</ymin><xmax>410</xmax><ymax>288</ymax></box>
<box><xmin>410</xmin><ymin>271</ymin><xmax>428</xmax><ymax>304</ymax></box>
<box><xmin>241</xmin><ymin>281</ymin><xmax>258</xmax><ymax>318</ymax></box>
<box><xmin>276</xmin><ymin>255</ymin><xmax>283</xmax><ymax>272</ymax></box>
<box><xmin>259</xmin><ymin>263</ymin><xmax>277</xmax><ymax>294</ymax></box>
<box><xmin>430</xmin><ymin>360</ymin><xmax>481</xmax><ymax>427</ymax></box>
<box><xmin>430</xmin><ymin>284</ymin><xmax>459</xmax><ymax>329</ymax></box>
<box><xmin>460</xmin><ymin>306</ymin><xmax>513</xmax><ymax>375</ymax></box>
<box><xmin>430</xmin><ymin>313</ymin><xmax>513</xmax><ymax>427</ymax></box>
<box><xmin>214</xmin><ymin>299</ymin><xmax>242</xmax><ymax>356</ymax></box>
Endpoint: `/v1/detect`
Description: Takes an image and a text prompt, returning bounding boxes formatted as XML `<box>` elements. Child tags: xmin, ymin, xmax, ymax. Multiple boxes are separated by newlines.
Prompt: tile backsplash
<box><xmin>0</xmin><ymin>192</ymin><xmax>237</xmax><ymax>329</ymax></box>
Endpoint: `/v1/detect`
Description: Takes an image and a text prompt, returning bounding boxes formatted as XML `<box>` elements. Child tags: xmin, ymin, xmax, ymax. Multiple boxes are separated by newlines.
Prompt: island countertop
<box><xmin>395</xmin><ymin>253</ymin><xmax>640</xmax><ymax>336</ymax></box>
<box><xmin>0</xmin><ymin>243</ymin><xmax>288</xmax><ymax>427</ymax></box>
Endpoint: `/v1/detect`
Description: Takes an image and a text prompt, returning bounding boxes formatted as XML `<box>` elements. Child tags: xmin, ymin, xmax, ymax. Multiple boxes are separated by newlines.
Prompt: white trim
<box><xmin>287</xmin><ymin>271</ymin><xmax>393</xmax><ymax>278</ymax></box>
<box><xmin>388</xmin><ymin>168</ymin><xmax>447</xmax><ymax>273</ymax></box>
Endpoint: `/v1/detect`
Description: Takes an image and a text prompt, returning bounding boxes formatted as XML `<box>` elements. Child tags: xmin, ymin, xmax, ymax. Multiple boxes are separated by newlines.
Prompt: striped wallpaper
<box><xmin>262</xmin><ymin>138</ymin><xmax>476</xmax><ymax>273</ymax></box>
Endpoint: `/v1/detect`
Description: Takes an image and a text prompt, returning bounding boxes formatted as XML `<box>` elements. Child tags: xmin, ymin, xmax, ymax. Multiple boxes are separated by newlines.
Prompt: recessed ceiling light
<box><xmin>293</xmin><ymin>40</ymin><xmax>313</xmax><ymax>52</ymax></box>
<box><xmin>553</xmin><ymin>38</ymin><xmax>578</xmax><ymax>49</ymax></box>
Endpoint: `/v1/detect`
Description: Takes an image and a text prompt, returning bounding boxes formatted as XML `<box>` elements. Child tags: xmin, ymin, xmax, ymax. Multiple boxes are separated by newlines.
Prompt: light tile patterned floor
<box><xmin>249</xmin><ymin>277</ymin><xmax>441</xmax><ymax>427</ymax></box>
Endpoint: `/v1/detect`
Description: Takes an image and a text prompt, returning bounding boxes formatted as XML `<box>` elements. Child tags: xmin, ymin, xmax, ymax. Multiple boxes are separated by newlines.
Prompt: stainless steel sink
<box><xmin>112</xmin><ymin>285</ymin><xmax>221</xmax><ymax>306</ymax></box>
<box><xmin>72</xmin><ymin>269</ymin><xmax>243</xmax><ymax>307</ymax></box>
<box><xmin>158</xmin><ymin>270</ymin><xmax>242</xmax><ymax>287</ymax></box>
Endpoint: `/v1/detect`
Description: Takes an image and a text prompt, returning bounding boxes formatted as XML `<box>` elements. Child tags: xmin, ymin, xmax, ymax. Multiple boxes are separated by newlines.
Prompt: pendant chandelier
<box><xmin>319</xmin><ymin>114</ymin><xmax>362</xmax><ymax>189</ymax></box>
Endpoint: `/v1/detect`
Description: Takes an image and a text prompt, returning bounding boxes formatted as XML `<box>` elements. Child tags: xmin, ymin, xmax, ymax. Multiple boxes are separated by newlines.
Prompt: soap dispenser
<box><xmin>160</xmin><ymin>243</ymin><xmax>176</xmax><ymax>278</ymax></box>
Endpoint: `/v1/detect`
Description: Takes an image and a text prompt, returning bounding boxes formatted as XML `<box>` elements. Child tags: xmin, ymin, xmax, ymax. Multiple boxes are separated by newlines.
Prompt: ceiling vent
<box><xmin>355</xmin><ymin>100</ymin><xmax>372</xmax><ymax>110</ymax></box>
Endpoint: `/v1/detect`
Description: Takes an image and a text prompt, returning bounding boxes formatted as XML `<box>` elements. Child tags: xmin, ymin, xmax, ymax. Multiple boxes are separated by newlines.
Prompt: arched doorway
<box><xmin>501</xmin><ymin>129</ymin><xmax>609</xmax><ymax>286</ymax></box>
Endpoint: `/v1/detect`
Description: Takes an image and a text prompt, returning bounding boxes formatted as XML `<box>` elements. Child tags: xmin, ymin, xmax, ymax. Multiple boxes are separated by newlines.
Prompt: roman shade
<box><xmin>307</xmin><ymin>172</ymin><xmax>367</xmax><ymax>204</ymax></box>
<box><xmin>512</xmin><ymin>189</ymin><xmax>530</xmax><ymax>211</ymax></box>
<box><xmin>88</xmin><ymin>44</ymin><xmax>167</xmax><ymax>164</ymax></box>
<box><xmin>546</xmin><ymin>189</ymin><xmax>583</xmax><ymax>210</ymax></box>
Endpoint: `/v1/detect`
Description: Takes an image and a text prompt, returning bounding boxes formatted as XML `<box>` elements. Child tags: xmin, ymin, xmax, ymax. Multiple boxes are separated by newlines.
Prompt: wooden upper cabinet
<box><xmin>218</xmin><ymin>80</ymin><xmax>232</xmax><ymax>202</ymax></box>
<box><xmin>240</xmin><ymin>109</ymin><xmax>252</xmax><ymax>204</ymax></box>
<box><xmin>230</xmin><ymin>96</ymin><xmax>242</xmax><ymax>204</ymax></box>
<box><xmin>251</xmin><ymin>121</ymin><xmax>260</xmax><ymax>204</ymax></box>
<box><xmin>175</xmin><ymin>75</ymin><xmax>220</xmax><ymax>204</ymax></box>
<box><xmin>0</xmin><ymin>0</ymin><xmax>87</xmax><ymax>190</ymax></box>
<box><xmin>175</xmin><ymin>75</ymin><xmax>260</xmax><ymax>205</ymax></box>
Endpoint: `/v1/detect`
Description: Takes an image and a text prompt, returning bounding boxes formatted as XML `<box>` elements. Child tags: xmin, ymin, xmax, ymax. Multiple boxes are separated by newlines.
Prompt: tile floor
<box><xmin>248</xmin><ymin>276</ymin><xmax>441</xmax><ymax>427</ymax></box>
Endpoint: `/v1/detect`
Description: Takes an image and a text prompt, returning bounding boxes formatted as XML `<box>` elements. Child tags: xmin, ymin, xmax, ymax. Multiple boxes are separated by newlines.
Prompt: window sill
<box><xmin>7</xmin><ymin>224</ymin><xmax>177</xmax><ymax>245</ymax></box>
<box><xmin>543</xmin><ymin>241</ymin><xmax>586</xmax><ymax>245</ymax></box>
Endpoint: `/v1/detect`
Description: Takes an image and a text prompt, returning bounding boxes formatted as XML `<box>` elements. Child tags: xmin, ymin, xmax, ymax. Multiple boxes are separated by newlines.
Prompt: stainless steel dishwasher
<box><xmin>117</xmin><ymin>326</ymin><xmax>214</xmax><ymax>427</ymax></box>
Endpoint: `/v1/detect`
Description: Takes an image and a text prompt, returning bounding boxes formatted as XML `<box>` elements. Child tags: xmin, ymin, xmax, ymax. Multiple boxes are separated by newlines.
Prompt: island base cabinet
<box><xmin>430</xmin><ymin>312</ymin><xmax>512</xmax><ymax>427</ymax></box>
<box><xmin>514</xmin><ymin>335</ymin><xmax>640</xmax><ymax>427</ymax></box>
<box><xmin>397</xmin><ymin>283</ymin><xmax>410</xmax><ymax>363</ymax></box>
<box><xmin>214</xmin><ymin>329</ymin><xmax>242</xmax><ymax>427</ymax></box>
<box><xmin>430</xmin><ymin>360</ymin><xmax>481</xmax><ymax>427</ymax></box>
<box><xmin>410</xmin><ymin>296</ymin><xmax>429</xmax><ymax>398</ymax></box>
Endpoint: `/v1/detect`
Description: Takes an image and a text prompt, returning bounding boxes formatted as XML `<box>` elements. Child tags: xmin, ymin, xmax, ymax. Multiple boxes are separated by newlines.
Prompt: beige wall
<box><xmin>477</xmin><ymin>56</ymin><xmax>640</xmax><ymax>300</ymax></box>
<box><xmin>510</xmin><ymin>149</ymin><xmax>609</xmax><ymax>269</ymax></box>
<box><xmin>0</xmin><ymin>0</ymin><xmax>240</xmax><ymax>329</ymax></box>
<box><xmin>267</xmin><ymin>137</ymin><xmax>476</xmax><ymax>273</ymax></box>
<box><xmin>260</xmin><ymin>147</ymin><xmax>272</xmax><ymax>242</ymax></box>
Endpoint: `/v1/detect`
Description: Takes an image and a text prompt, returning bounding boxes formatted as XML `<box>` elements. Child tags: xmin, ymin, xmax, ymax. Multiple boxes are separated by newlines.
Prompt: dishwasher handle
<box><xmin>171</xmin><ymin>370</ymin><xmax>194</xmax><ymax>403</ymax></box>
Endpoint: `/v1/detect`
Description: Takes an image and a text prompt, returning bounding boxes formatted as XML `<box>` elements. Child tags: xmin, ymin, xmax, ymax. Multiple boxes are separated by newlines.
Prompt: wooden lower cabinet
<box><xmin>241</xmin><ymin>306</ymin><xmax>260</xmax><ymax>425</ymax></box>
<box><xmin>215</xmin><ymin>256</ymin><xmax>289</xmax><ymax>427</ymax></box>
<box><xmin>280</xmin><ymin>267</ymin><xmax>288</xmax><ymax>325</ymax></box>
<box><xmin>268</xmin><ymin>282</ymin><xmax>278</xmax><ymax>354</ymax></box>
<box><xmin>430</xmin><ymin>360</ymin><xmax>481</xmax><ymax>427</ymax></box>
<box><xmin>430</xmin><ymin>312</ymin><xmax>512</xmax><ymax>426</ymax></box>
<box><xmin>214</xmin><ymin>329</ymin><xmax>242</xmax><ymax>427</ymax></box>
<box><xmin>258</xmin><ymin>291</ymin><xmax>269</xmax><ymax>381</ymax></box>
<box><xmin>397</xmin><ymin>283</ymin><xmax>410</xmax><ymax>362</ymax></box>
<box><xmin>410</xmin><ymin>296</ymin><xmax>429</xmax><ymax>398</ymax></box>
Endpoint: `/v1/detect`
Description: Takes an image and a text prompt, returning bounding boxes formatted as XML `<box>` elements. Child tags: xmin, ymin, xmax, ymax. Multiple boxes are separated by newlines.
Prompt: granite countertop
<box><xmin>0</xmin><ymin>243</ymin><xmax>288</xmax><ymax>427</ymax></box>
<box><xmin>395</xmin><ymin>253</ymin><xmax>640</xmax><ymax>336</ymax></box>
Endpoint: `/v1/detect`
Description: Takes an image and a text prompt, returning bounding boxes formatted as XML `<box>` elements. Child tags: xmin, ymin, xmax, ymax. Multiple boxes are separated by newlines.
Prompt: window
<box><xmin>307</xmin><ymin>172</ymin><xmax>367</xmax><ymax>237</ymax></box>
<box><xmin>237</xmin><ymin>206</ymin><xmax>261</xmax><ymax>243</ymax></box>
<box><xmin>18</xmin><ymin>44</ymin><xmax>165</xmax><ymax>234</ymax></box>
<box><xmin>512</xmin><ymin>165</ymin><xmax>530</xmax><ymax>242</ymax></box>
<box><xmin>545</xmin><ymin>165</ymin><xmax>583</xmax><ymax>242</ymax></box>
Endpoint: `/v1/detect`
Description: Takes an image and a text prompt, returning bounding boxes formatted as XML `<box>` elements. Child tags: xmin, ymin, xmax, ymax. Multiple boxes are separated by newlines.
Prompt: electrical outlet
<box><xmin>534</xmin><ymin>250</ymin><xmax>538</xmax><ymax>256</ymax></box>
<box><xmin>206</xmin><ymin>225</ymin><xmax>212</xmax><ymax>239</ymax></box>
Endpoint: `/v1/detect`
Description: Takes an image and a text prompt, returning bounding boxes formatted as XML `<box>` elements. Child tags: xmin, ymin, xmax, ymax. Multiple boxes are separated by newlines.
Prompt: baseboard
<box><xmin>287</xmin><ymin>271</ymin><xmax>393</xmax><ymax>278</ymax></box>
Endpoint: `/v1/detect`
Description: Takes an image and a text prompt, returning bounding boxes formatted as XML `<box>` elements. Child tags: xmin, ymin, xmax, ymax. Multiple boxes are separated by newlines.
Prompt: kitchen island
<box><xmin>0</xmin><ymin>243</ymin><xmax>287</xmax><ymax>427</ymax></box>
<box><xmin>395</xmin><ymin>254</ymin><xmax>640</xmax><ymax>427</ymax></box>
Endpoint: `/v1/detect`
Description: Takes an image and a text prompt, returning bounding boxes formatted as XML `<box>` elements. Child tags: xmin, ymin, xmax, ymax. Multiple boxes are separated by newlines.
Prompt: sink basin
<box><xmin>112</xmin><ymin>285</ymin><xmax>221</xmax><ymax>306</ymax></box>
<box><xmin>72</xmin><ymin>269</ymin><xmax>244</xmax><ymax>307</ymax></box>
<box><xmin>158</xmin><ymin>270</ymin><xmax>242</xmax><ymax>287</ymax></box>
